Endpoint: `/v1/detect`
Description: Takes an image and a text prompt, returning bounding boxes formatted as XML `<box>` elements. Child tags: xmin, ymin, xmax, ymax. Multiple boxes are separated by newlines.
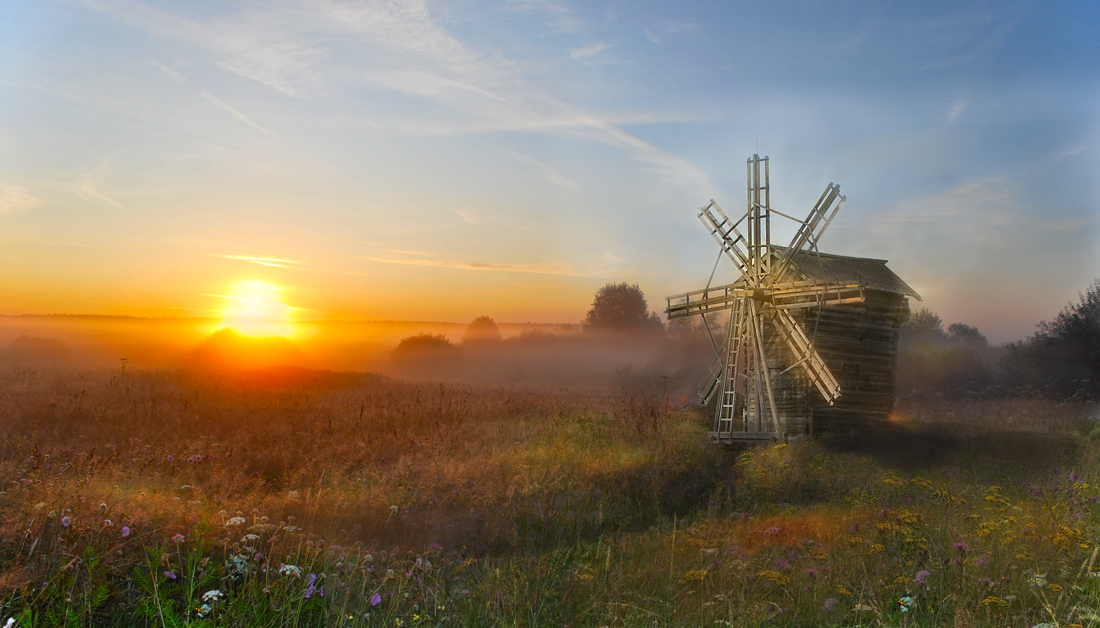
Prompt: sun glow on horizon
<box><xmin>218</xmin><ymin>281</ymin><xmax>295</xmax><ymax>338</ymax></box>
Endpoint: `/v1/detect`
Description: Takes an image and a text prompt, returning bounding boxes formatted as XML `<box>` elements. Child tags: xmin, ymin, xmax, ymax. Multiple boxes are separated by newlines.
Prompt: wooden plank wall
<box><xmin>759</xmin><ymin>291</ymin><xmax>910</xmax><ymax>435</ymax></box>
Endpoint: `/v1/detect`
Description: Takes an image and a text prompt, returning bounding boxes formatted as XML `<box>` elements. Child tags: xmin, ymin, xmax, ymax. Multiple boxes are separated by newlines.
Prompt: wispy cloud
<box><xmin>364</xmin><ymin>250</ymin><xmax>582</xmax><ymax>275</ymax></box>
<box><xmin>218</xmin><ymin>254</ymin><xmax>305</xmax><ymax>269</ymax></box>
<box><xmin>499</xmin><ymin>148</ymin><xmax>579</xmax><ymax>190</ymax></box>
<box><xmin>72</xmin><ymin>173</ymin><xmax>126</xmax><ymax>210</ymax></box>
<box><xmin>570</xmin><ymin>42</ymin><xmax>610</xmax><ymax>61</ymax></box>
<box><xmin>148</xmin><ymin>58</ymin><xmax>186</xmax><ymax>81</ymax></box>
<box><xmin>505</xmin><ymin>0</ymin><xmax>582</xmax><ymax>33</ymax></box>
<box><xmin>0</xmin><ymin>183</ymin><xmax>43</xmax><ymax>214</ymax></box>
<box><xmin>83</xmin><ymin>0</ymin><xmax>710</xmax><ymax>192</ymax></box>
<box><xmin>948</xmin><ymin>101</ymin><xmax>968</xmax><ymax>123</ymax></box>
<box><xmin>200</xmin><ymin>91</ymin><xmax>274</xmax><ymax>135</ymax></box>
<box><xmin>451</xmin><ymin>208</ymin><xmax>485</xmax><ymax>224</ymax></box>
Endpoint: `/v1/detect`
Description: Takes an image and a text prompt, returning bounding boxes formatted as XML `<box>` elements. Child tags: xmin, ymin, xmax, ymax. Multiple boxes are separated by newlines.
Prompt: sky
<box><xmin>0</xmin><ymin>0</ymin><xmax>1097</xmax><ymax>343</ymax></box>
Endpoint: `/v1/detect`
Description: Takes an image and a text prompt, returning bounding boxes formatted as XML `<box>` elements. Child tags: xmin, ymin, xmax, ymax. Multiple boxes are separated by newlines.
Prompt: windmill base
<box><xmin>708</xmin><ymin>430</ymin><xmax>780</xmax><ymax>444</ymax></box>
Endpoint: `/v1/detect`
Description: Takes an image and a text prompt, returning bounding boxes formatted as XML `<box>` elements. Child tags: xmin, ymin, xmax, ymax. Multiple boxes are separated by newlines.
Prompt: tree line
<box><xmin>899</xmin><ymin>279</ymin><xmax>1100</xmax><ymax>401</ymax></box>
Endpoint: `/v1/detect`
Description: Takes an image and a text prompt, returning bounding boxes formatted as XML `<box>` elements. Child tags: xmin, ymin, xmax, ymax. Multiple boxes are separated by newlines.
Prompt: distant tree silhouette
<box><xmin>896</xmin><ymin>309</ymin><xmax>994</xmax><ymax>397</ymax></box>
<box><xmin>947</xmin><ymin>322</ymin><xmax>988</xmax><ymax>348</ymax></box>
<box><xmin>900</xmin><ymin>307</ymin><xmax>949</xmax><ymax>350</ymax></box>
<box><xmin>393</xmin><ymin>333</ymin><xmax>455</xmax><ymax>355</ymax></box>
<box><xmin>584</xmin><ymin>282</ymin><xmax>663</xmax><ymax>331</ymax></box>
<box><xmin>1003</xmin><ymin>279</ymin><xmax>1100</xmax><ymax>399</ymax></box>
<box><xmin>463</xmin><ymin>316</ymin><xmax>502</xmax><ymax>343</ymax></box>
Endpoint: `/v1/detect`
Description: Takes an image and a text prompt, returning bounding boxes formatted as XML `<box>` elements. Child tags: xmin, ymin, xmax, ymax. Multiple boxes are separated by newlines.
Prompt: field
<box><xmin>2</xmin><ymin>365</ymin><xmax>1099</xmax><ymax>627</ymax></box>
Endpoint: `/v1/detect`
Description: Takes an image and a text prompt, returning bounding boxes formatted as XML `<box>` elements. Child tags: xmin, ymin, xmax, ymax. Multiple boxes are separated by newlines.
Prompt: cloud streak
<box><xmin>200</xmin><ymin>91</ymin><xmax>274</xmax><ymax>135</ymax></box>
<box><xmin>364</xmin><ymin>250</ymin><xmax>582</xmax><ymax>276</ymax></box>
<box><xmin>218</xmin><ymin>254</ymin><xmax>305</xmax><ymax>269</ymax></box>
<box><xmin>0</xmin><ymin>184</ymin><xmax>43</xmax><ymax>214</ymax></box>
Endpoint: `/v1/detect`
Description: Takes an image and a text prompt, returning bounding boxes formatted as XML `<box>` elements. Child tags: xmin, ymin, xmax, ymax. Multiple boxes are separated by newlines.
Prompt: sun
<box><xmin>219</xmin><ymin>281</ymin><xmax>294</xmax><ymax>338</ymax></box>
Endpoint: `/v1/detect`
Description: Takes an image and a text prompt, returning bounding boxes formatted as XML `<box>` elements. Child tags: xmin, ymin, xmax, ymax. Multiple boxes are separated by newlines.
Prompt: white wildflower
<box><xmin>202</xmin><ymin>589</ymin><xmax>224</xmax><ymax>603</ymax></box>
<box><xmin>241</xmin><ymin>534</ymin><xmax>260</xmax><ymax>542</ymax></box>
<box><xmin>280</xmin><ymin>564</ymin><xmax>302</xmax><ymax>577</ymax></box>
<box><xmin>225</xmin><ymin>516</ymin><xmax>246</xmax><ymax>526</ymax></box>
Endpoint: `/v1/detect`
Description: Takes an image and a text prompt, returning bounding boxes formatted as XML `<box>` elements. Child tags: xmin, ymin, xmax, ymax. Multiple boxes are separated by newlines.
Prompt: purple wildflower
<box><xmin>916</xmin><ymin>569</ymin><xmax>931</xmax><ymax>586</ymax></box>
<box><xmin>121</xmin><ymin>526</ymin><xmax>130</xmax><ymax>537</ymax></box>
<box><xmin>370</xmin><ymin>593</ymin><xmax>382</xmax><ymax>606</ymax></box>
<box><xmin>61</xmin><ymin>516</ymin><xmax>72</xmax><ymax>527</ymax></box>
<box><xmin>824</xmin><ymin>597</ymin><xmax>838</xmax><ymax>611</ymax></box>
<box><xmin>304</xmin><ymin>573</ymin><xmax>317</xmax><ymax>599</ymax></box>
<box><xmin>172</xmin><ymin>533</ymin><xmax>185</xmax><ymax>543</ymax></box>
<box><xmin>805</xmin><ymin>567</ymin><xmax>818</xmax><ymax>578</ymax></box>
<box><xmin>954</xmin><ymin>541</ymin><xmax>967</xmax><ymax>553</ymax></box>
<box><xmin>164</xmin><ymin>571</ymin><xmax>176</xmax><ymax>580</ymax></box>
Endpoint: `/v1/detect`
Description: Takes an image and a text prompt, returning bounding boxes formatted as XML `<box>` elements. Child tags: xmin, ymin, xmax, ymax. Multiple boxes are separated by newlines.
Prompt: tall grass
<box><xmin>1</xmin><ymin>365</ymin><xmax>1098</xmax><ymax>626</ymax></box>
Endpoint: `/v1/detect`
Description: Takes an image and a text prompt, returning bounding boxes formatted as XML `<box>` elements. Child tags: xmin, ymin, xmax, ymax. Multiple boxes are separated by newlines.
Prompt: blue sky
<box><xmin>0</xmin><ymin>0</ymin><xmax>1097</xmax><ymax>341</ymax></box>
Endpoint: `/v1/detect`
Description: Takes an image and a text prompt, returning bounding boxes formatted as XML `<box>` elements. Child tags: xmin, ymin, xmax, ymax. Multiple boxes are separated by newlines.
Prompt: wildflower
<box><xmin>954</xmin><ymin>541</ymin><xmax>967</xmax><ymax>553</ymax></box>
<box><xmin>898</xmin><ymin>596</ymin><xmax>913</xmax><ymax>612</ymax></box>
<box><xmin>370</xmin><ymin>593</ymin><xmax>382</xmax><ymax>606</ymax></box>
<box><xmin>226</xmin><ymin>516</ymin><xmax>246</xmax><ymax>526</ymax></box>
<box><xmin>164</xmin><ymin>571</ymin><xmax>177</xmax><ymax>580</ymax></box>
<box><xmin>756</xmin><ymin>570</ymin><xmax>790</xmax><ymax>586</ymax></box>
<box><xmin>166</xmin><ymin>455</ymin><xmax>174</xmax><ymax>462</ymax></box>
<box><xmin>824</xmin><ymin>598</ymin><xmax>838</xmax><ymax>611</ymax></box>
<box><xmin>4</xmin><ymin>618</ymin><xmax>13</xmax><ymax>628</ymax></box>
<box><xmin>305</xmin><ymin>573</ymin><xmax>317</xmax><ymax>598</ymax></box>
<box><xmin>386</xmin><ymin>569</ymin><xmax>394</xmax><ymax>578</ymax></box>
<box><xmin>853</xmin><ymin>604</ymin><xmax>873</xmax><ymax>612</ymax></box>
<box><xmin>103</xmin><ymin>519</ymin><xmax>112</xmax><ymax>527</ymax></box>
<box><xmin>390</xmin><ymin>505</ymin><xmax>398</xmax><ymax>514</ymax></box>
<box><xmin>280</xmin><ymin>564</ymin><xmax>302</xmax><ymax>577</ymax></box>
<box><xmin>172</xmin><ymin>533</ymin><xmax>185</xmax><ymax>543</ymax></box>
<box><xmin>805</xmin><ymin>567</ymin><xmax>818</xmax><ymax>578</ymax></box>
<box><xmin>915</xmin><ymin>569</ymin><xmax>931</xmax><ymax>586</ymax></box>
<box><xmin>121</xmin><ymin>526</ymin><xmax>130</xmax><ymax>537</ymax></box>
<box><xmin>365</xmin><ymin>554</ymin><xmax>373</xmax><ymax>562</ymax></box>
<box><xmin>202</xmin><ymin>590</ymin><xmax>224</xmax><ymax>603</ymax></box>
<box><xmin>763</xmin><ymin>526</ymin><xmax>780</xmax><ymax>537</ymax></box>
<box><xmin>254</xmin><ymin>552</ymin><xmax>263</xmax><ymax>561</ymax></box>
<box><xmin>99</xmin><ymin>503</ymin><xmax>108</xmax><ymax>510</ymax></box>
<box><xmin>61</xmin><ymin>516</ymin><xmax>71</xmax><ymax>527</ymax></box>
<box><xmin>241</xmin><ymin>534</ymin><xmax>260</xmax><ymax>542</ymax></box>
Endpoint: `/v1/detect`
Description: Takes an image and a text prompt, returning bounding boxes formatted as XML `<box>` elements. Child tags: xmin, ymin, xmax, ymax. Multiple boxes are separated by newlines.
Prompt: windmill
<box><xmin>666</xmin><ymin>155</ymin><xmax>919</xmax><ymax>443</ymax></box>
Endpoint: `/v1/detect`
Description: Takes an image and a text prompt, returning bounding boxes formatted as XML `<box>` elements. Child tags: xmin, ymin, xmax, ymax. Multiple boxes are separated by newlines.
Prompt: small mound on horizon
<box><xmin>188</xmin><ymin>328</ymin><xmax>307</xmax><ymax>372</ymax></box>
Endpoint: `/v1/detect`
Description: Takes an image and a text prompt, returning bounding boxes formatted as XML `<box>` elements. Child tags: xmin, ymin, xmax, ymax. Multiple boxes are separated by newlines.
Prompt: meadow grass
<box><xmin>0</xmin><ymin>366</ymin><xmax>1098</xmax><ymax>627</ymax></box>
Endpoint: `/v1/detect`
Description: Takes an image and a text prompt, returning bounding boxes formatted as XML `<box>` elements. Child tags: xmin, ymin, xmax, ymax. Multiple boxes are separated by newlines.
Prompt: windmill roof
<box><xmin>774</xmin><ymin>247</ymin><xmax>922</xmax><ymax>299</ymax></box>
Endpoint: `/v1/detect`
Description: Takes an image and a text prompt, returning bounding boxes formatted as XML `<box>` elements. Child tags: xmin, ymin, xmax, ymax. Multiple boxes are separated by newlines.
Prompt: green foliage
<box><xmin>1003</xmin><ymin>279</ymin><xmax>1100</xmax><ymax>399</ymax></box>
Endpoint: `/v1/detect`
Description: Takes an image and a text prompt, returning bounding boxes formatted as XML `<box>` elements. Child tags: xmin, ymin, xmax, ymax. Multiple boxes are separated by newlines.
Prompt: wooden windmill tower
<box><xmin>666</xmin><ymin>155</ymin><xmax>920</xmax><ymax>444</ymax></box>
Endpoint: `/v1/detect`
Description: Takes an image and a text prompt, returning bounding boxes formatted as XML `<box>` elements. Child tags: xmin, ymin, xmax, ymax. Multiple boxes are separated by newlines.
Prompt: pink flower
<box><xmin>172</xmin><ymin>533</ymin><xmax>185</xmax><ymax>543</ymax></box>
<box><xmin>164</xmin><ymin>571</ymin><xmax>176</xmax><ymax>580</ymax></box>
<box><xmin>121</xmin><ymin>526</ymin><xmax>130</xmax><ymax>537</ymax></box>
<box><xmin>61</xmin><ymin>516</ymin><xmax>71</xmax><ymax>527</ymax></box>
<box><xmin>370</xmin><ymin>593</ymin><xmax>382</xmax><ymax>606</ymax></box>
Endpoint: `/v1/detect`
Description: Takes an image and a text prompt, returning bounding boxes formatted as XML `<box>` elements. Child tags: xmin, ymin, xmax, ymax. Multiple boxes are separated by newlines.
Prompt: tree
<box><xmin>463</xmin><ymin>316</ymin><xmax>502</xmax><ymax>344</ymax></box>
<box><xmin>899</xmin><ymin>307</ymin><xmax>949</xmax><ymax>350</ymax></box>
<box><xmin>1002</xmin><ymin>279</ymin><xmax>1100</xmax><ymax>398</ymax></box>
<box><xmin>583</xmin><ymin>282</ymin><xmax>663</xmax><ymax>331</ymax></box>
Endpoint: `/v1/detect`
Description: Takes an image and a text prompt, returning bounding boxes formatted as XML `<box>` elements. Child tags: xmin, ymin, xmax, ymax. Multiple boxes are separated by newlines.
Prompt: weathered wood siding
<box><xmin>756</xmin><ymin>290</ymin><xmax>910</xmax><ymax>435</ymax></box>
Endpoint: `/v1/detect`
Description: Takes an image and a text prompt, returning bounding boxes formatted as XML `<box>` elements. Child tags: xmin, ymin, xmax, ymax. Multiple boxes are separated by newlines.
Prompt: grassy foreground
<box><xmin>1</xmin><ymin>367</ymin><xmax>1099</xmax><ymax>627</ymax></box>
